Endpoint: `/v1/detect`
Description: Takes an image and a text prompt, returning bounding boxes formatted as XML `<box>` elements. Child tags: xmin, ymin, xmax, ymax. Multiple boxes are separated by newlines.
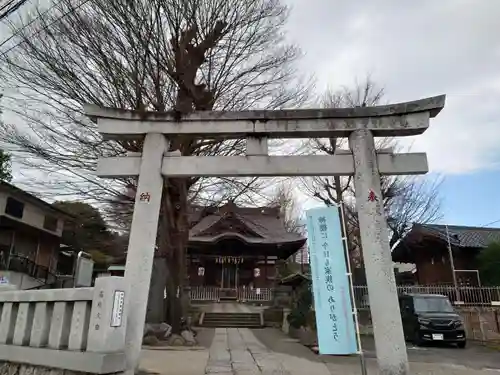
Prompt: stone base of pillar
<box><xmin>282</xmin><ymin>308</ymin><xmax>291</xmax><ymax>334</ymax></box>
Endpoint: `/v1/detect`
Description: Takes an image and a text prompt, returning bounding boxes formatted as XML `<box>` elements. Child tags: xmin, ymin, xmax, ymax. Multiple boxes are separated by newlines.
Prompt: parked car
<box><xmin>398</xmin><ymin>293</ymin><xmax>466</xmax><ymax>348</ymax></box>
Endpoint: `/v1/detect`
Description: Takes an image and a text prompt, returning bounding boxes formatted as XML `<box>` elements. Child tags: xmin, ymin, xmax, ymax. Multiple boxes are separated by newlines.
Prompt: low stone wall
<box><xmin>355</xmin><ymin>307</ymin><xmax>500</xmax><ymax>343</ymax></box>
<box><xmin>0</xmin><ymin>285</ymin><xmax>17</xmax><ymax>292</ymax></box>
<box><xmin>188</xmin><ymin>306</ymin><xmax>203</xmax><ymax>326</ymax></box>
<box><xmin>357</xmin><ymin>308</ymin><xmax>373</xmax><ymax>335</ymax></box>
<box><xmin>0</xmin><ymin>362</ymin><xmax>88</xmax><ymax>375</ymax></box>
<box><xmin>288</xmin><ymin>327</ymin><xmax>317</xmax><ymax>347</ymax></box>
<box><xmin>459</xmin><ymin>307</ymin><xmax>500</xmax><ymax>343</ymax></box>
<box><xmin>263</xmin><ymin>307</ymin><xmax>284</xmax><ymax>328</ymax></box>
<box><xmin>0</xmin><ymin>277</ymin><xmax>128</xmax><ymax>374</ymax></box>
<box><xmin>280</xmin><ymin>306</ymin><xmax>500</xmax><ymax>346</ymax></box>
<box><xmin>273</xmin><ymin>286</ymin><xmax>293</xmax><ymax>308</ymax></box>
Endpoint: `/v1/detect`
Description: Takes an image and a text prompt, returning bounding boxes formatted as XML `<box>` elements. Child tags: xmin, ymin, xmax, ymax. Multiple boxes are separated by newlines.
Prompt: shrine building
<box><xmin>188</xmin><ymin>202</ymin><xmax>305</xmax><ymax>287</ymax></box>
<box><xmin>108</xmin><ymin>202</ymin><xmax>306</xmax><ymax>301</ymax></box>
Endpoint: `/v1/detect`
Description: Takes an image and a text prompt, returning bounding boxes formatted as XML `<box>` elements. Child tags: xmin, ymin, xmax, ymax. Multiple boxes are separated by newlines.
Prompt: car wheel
<box><xmin>457</xmin><ymin>341</ymin><xmax>466</xmax><ymax>349</ymax></box>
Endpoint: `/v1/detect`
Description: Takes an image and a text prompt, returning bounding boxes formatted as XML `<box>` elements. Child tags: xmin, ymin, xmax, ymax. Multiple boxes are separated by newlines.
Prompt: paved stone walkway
<box><xmin>206</xmin><ymin>328</ymin><xmax>330</xmax><ymax>375</ymax></box>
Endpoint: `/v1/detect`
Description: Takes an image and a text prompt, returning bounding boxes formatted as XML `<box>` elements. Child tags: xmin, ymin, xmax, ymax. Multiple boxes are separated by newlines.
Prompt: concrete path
<box><xmin>140</xmin><ymin>327</ymin><xmax>500</xmax><ymax>375</ymax></box>
<box><xmin>140</xmin><ymin>348</ymin><xmax>209</xmax><ymax>375</ymax></box>
<box><xmin>253</xmin><ymin>328</ymin><xmax>500</xmax><ymax>375</ymax></box>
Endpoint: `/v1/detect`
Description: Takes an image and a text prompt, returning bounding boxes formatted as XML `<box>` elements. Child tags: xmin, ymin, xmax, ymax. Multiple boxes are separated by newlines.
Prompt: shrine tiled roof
<box><xmin>188</xmin><ymin>203</ymin><xmax>305</xmax><ymax>245</ymax></box>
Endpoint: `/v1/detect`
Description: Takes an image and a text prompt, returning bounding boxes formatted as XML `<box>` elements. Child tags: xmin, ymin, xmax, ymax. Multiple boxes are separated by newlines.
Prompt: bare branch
<box><xmin>299</xmin><ymin>77</ymin><xmax>442</xmax><ymax>265</ymax></box>
<box><xmin>0</xmin><ymin>0</ymin><xmax>312</xmax><ymax>328</ymax></box>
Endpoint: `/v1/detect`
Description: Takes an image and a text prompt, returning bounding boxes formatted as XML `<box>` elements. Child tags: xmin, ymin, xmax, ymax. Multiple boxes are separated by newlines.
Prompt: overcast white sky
<box><xmin>286</xmin><ymin>0</ymin><xmax>500</xmax><ymax>174</ymax></box>
<box><xmin>2</xmin><ymin>0</ymin><xmax>500</xmax><ymax>225</ymax></box>
<box><xmin>284</xmin><ymin>0</ymin><xmax>500</xmax><ymax>220</ymax></box>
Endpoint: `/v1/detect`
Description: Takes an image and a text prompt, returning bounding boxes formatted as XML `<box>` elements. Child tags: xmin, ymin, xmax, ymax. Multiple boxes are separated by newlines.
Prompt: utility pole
<box><xmin>445</xmin><ymin>224</ymin><xmax>460</xmax><ymax>302</ymax></box>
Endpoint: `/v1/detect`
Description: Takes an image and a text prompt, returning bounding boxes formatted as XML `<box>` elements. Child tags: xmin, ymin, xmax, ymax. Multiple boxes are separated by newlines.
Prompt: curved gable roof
<box><xmin>188</xmin><ymin>203</ymin><xmax>305</xmax><ymax>245</ymax></box>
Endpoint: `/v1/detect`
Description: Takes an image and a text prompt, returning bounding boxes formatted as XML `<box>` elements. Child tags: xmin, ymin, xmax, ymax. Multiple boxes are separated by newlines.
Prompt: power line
<box><xmin>0</xmin><ymin>0</ymin><xmax>30</xmax><ymax>21</ymax></box>
<box><xmin>480</xmin><ymin>218</ymin><xmax>500</xmax><ymax>228</ymax></box>
<box><xmin>0</xmin><ymin>0</ymin><xmax>65</xmax><ymax>52</ymax></box>
<box><xmin>0</xmin><ymin>0</ymin><xmax>91</xmax><ymax>58</ymax></box>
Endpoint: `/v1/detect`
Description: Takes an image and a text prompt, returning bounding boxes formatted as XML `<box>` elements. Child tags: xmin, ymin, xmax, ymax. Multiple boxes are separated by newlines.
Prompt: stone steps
<box><xmin>202</xmin><ymin>312</ymin><xmax>262</xmax><ymax>328</ymax></box>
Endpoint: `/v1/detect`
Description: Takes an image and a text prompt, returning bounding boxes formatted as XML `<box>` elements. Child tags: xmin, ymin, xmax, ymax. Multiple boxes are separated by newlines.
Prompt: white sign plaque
<box><xmin>111</xmin><ymin>290</ymin><xmax>125</xmax><ymax>327</ymax></box>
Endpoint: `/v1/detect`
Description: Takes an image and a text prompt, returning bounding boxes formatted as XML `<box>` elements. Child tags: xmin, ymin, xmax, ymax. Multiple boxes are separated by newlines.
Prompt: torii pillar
<box><xmin>86</xmin><ymin>95</ymin><xmax>445</xmax><ymax>375</ymax></box>
<box><xmin>350</xmin><ymin>129</ymin><xmax>407</xmax><ymax>375</ymax></box>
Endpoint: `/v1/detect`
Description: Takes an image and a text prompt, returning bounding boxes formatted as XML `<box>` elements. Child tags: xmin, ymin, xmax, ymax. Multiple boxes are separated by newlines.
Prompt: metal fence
<box><xmin>4</xmin><ymin>253</ymin><xmax>58</xmax><ymax>285</ymax></box>
<box><xmin>189</xmin><ymin>286</ymin><xmax>273</xmax><ymax>302</ymax></box>
<box><xmin>190</xmin><ymin>286</ymin><xmax>221</xmax><ymax>301</ymax></box>
<box><xmin>353</xmin><ymin>285</ymin><xmax>500</xmax><ymax>308</ymax></box>
<box><xmin>189</xmin><ymin>285</ymin><xmax>500</xmax><ymax>307</ymax></box>
<box><xmin>238</xmin><ymin>287</ymin><xmax>273</xmax><ymax>302</ymax></box>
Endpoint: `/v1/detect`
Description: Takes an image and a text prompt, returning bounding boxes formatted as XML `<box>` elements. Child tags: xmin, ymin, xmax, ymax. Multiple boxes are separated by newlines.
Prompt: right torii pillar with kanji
<box><xmin>86</xmin><ymin>95</ymin><xmax>445</xmax><ymax>375</ymax></box>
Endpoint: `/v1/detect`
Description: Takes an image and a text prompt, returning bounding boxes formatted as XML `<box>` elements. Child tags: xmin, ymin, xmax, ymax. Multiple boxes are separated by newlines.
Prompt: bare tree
<box><xmin>104</xmin><ymin>177</ymin><xmax>274</xmax><ymax>233</ymax></box>
<box><xmin>300</xmin><ymin>78</ymin><xmax>442</xmax><ymax>269</ymax></box>
<box><xmin>0</xmin><ymin>0</ymin><xmax>30</xmax><ymax>21</ymax></box>
<box><xmin>267</xmin><ymin>180</ymin><xmax>303</xmax><ymax>234</ymax></box>
<box><xmin>0</xmin><ymin>0</ymin><xmax>311</xmax><ymax>332</ymax></box>
<box><xmin>381</xmin><ymin>175</ymin><xmax>442</xmax><ymax>247</ymax></box>
<box><xmin>265</xmin><ymin>180</ymin><xmax>306</xmax><ymax>279</ymax></box>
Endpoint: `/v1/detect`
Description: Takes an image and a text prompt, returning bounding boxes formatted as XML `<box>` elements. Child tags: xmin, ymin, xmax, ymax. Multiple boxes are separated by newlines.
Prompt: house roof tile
<box><xmin>392</xmin><ymin>223</ymin><xmax>500</xmax><ymax>263</ymax></box>
<box><xmin>415</xmin><ymin>223</ymin><xmax>500</xmax><ymax>248</ymax></box>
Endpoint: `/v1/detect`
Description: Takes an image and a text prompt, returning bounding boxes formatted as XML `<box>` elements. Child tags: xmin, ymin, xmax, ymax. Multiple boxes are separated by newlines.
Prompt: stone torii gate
<box><xmin>85</xmin><ymin>95</ymin><xmax>445</xmax><ymax>375</ymax></box>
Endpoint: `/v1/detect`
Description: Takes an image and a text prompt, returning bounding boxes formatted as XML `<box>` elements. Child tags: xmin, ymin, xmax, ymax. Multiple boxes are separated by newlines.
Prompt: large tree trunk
<box><xmin>164</xmin><ymin>255</ymin><xmax>182</xmax><ymax>333</ymax></box>
<box><xmin>146</xmin><ymin>178</ymin><xmax>189</xmax><ymax>334</ymax></box>
<box><xmin>146</xmin><ymin>256</ymin><xmax>167</xmax><ymax>323</ymax></box>
<box><xmin>144</xmin><ymin>11</ymin><xmax>241</xmax><ymax>335</ymax></box>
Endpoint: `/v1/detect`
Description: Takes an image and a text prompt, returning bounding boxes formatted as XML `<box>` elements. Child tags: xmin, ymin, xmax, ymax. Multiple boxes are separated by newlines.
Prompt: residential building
<box><xmin>0</xmin><ymin>181</ymin><xmax>72</xmax><ymax>289</ymax></box>
<box><xmin>391</xmin><ymin>223</ymin><xmax>500</xmax><ymax>286</ymax></box>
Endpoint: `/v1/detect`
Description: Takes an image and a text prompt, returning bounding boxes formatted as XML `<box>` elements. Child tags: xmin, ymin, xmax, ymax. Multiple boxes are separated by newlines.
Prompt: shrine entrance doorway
<box><xmin>217</xmin><ymin>256</ymin><xmax>242</xmax><ymax>300</ymax></box>
<box><xmin>221</xmin><ymin>263</ymin><xmax>238</xmax><ymax>289</ymax></box>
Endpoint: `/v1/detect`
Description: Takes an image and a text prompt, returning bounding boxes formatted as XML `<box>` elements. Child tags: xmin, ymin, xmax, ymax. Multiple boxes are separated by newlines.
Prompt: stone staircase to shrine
<box><xmin>201</xmin><ymin>312</ymin><xmax>263</xmax><ymax>328</ymax></box>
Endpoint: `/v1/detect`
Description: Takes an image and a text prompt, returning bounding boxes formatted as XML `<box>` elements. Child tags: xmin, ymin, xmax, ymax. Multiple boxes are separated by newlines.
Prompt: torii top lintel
<box><xmin>85</xmin><ymin>95</ymin><xmax>445</xmax><ymax>140</ymax></box>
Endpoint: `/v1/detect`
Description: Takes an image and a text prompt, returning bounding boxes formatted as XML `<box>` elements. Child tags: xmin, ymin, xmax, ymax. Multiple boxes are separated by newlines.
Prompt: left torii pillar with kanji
<box><xmin>86</xmin><ymin>95</ymin><xmax>445</xmax><ymax>375</ymax></box>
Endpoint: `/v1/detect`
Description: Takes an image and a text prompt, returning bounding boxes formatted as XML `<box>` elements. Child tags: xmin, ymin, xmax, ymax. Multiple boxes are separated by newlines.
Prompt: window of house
<box><xmin>43</xmin><ymin>215</ymin><xmax>58</xmax><ymax>232</ymax></box>
<box><xmin>5</xmin><ymin>197</ymin><xmax>24</xmax><ymax>219</ymax></box>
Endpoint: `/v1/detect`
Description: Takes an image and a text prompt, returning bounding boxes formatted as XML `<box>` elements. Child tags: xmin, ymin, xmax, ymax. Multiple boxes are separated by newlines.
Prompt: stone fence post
<box><xmin>87</xmin><ymin>276</ymin><xmax>129</xmax><ymax>353</ymax></box>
